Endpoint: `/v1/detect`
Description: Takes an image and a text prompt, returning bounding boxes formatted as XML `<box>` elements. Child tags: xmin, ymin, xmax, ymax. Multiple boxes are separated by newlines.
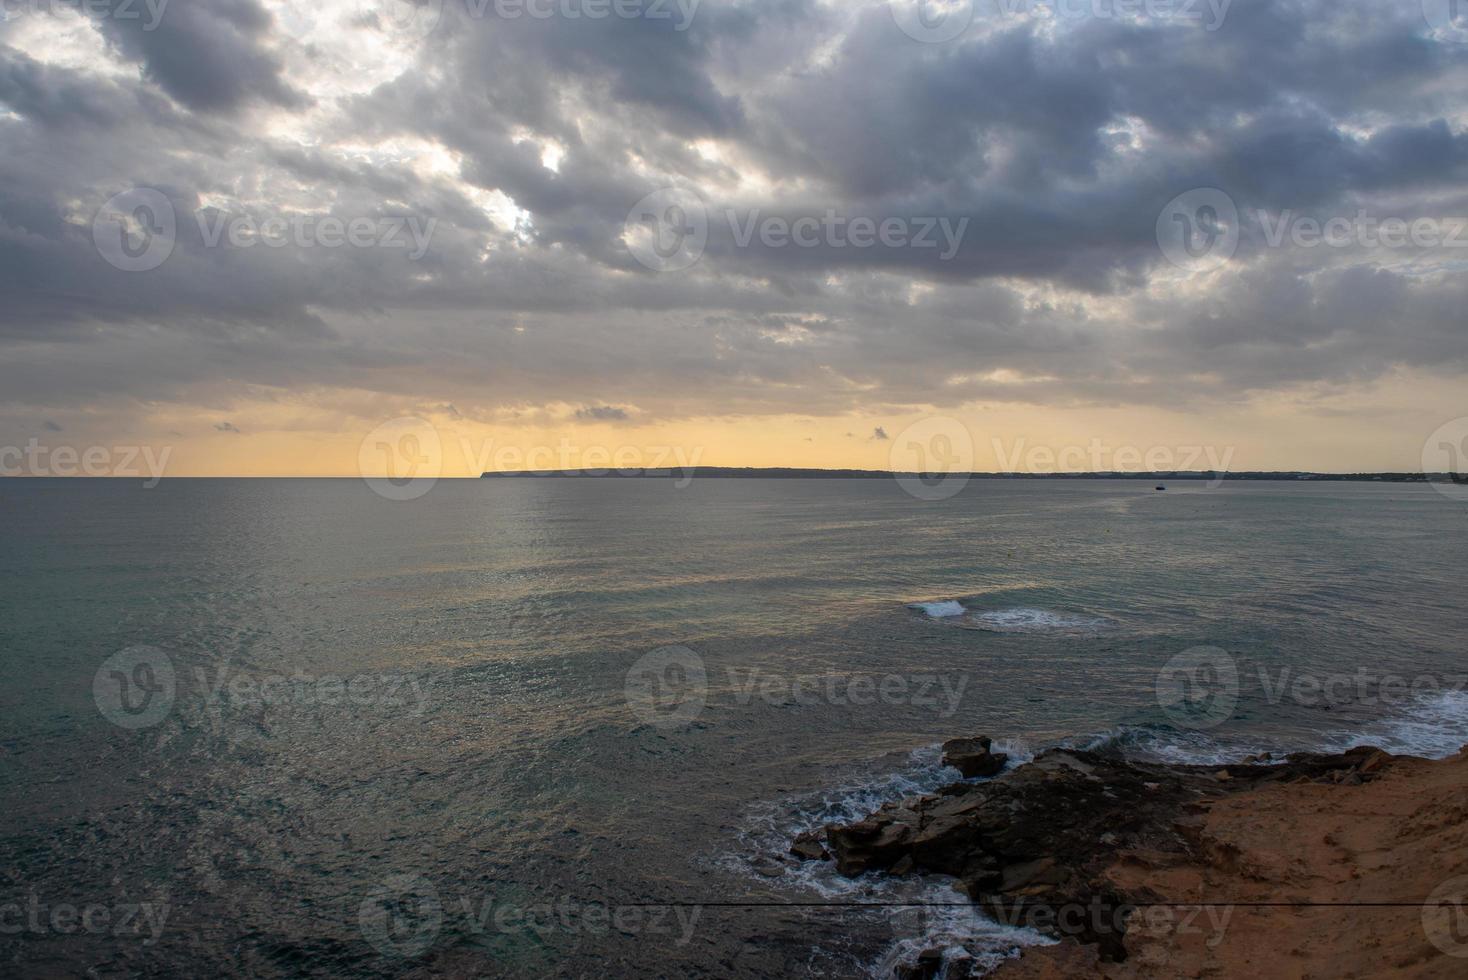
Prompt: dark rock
<box><xmin>895</xmin><ymin>948</ymin><xmax>944</xmax><ymax>980</ymax></box>
<box><xmin>789</xmin><ymin>828</ymin><xmax>829</xmax><ymax>861</ymax></box>
<box><xmin>942</xmin><ymin>736</ymin><xmax>1009</xmax><ymax>778</ymax></box>
<box><xmin>817</xmin><ymin>743</ymin><xmax>1398</xmax><ymax>962</ymax></box>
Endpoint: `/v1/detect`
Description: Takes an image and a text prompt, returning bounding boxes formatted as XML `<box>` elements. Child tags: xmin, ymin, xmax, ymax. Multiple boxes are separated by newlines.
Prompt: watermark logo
<box><xmin>359</xmin><ymin>874</ymin><xmax>443</xmax><ymax>959</ymax></box>
<box><xmin>625</xmin><ymin>645</ymin><xmax>707</xmax><ymax>728</ymax></box>
<box><xmin>1254</xmin><ymin>210</ymin><xmax>1468</xmax><ymax>251</ymax></box>
<box><xmin>0</xmin><ymin>895</ymin><xmax>170</xmax><ymax>942</ymax></box>
<box><xmin>470</xmin><ymin>438</ymin><xmax>704</xmax><ymax>486</ymax></box>
<box><xmin>990</xmin><ymin>437</ymin><xmax>1234</xmax><ymax>484</ymax></box>
<box><xmin>1422</xmin><ymin>417</ymin><xmax>1468</xmax><ymax>503</ymax></box>
<box><xmin>360</xmin><ymin>417</ymin><xmax>443</xmax><ymax>501</ymax></box>
<box><xmin>1423</xmin><ymin>0</ymin><xmax>1468</xmax><ymax>44</ymax></box>
<box><xmin>94</xmin><ymin>651</ymin><xmax>441</xmax><ymax>736</ymax></box>
<box><xmin>193</xmin><ymin>210</ymin><xmax>436</xmax><ymax>259</ymax></box>
<box><xmin>625</xmin><ymin>187</ymin><xmax>708</xmax><ymax>273</ymax></box>
<box><xmin>1424</xmin><ymin>876</ymin><xmax>1468</xmax><ymax>957</ymax></box>
<box><xmin>890</xmin><ymin>0</ymin><xmax>974</xmax><ymax>43</ymax></box>
<box><xmin>1157</xmin><ymin>188</ymin><xmax>1239</xmax><ymax>272</ymax></box>
<box><xmin>890</xmin><ymin>0</ymin><xmax>1231</xmax><ymax>42</ymax></box>
<box><xmin>0</xmin><ymin>439</ymin><xmax>173</xmax><ymax>486</ymax></box>
<box><xmin>625</xmin><ymin>191</ymin><xmax>969</xmax><ymax>270</ymax></box>
<box><xmin>93</xmin><ymin>188</ymin><xmax>176</xmax><ymax>273</ymax></box>
<box><xmin>0</xmin><ymin>0</ymin><xmax>170</xmax><ymax>31</ymax></box>
<box><xmin>357</xmin><ymin>881</ymin><xmax>700</xmax><ymax>960</ymax></box>
<box><xmin>462</xmin><ymin>0</ymin><xmax>700</xmax><ymax>29</ymax></box>
<box><xmin>93</xmin><ymin>646</ymin><xmax>176</xmax><ymax>730</ymax></box>
<box><xmin>94</xmin><ymin>189</ymin><xmax>437</xmax><ymax>272</ymax></box>
<box><xmin>725</xmin><ymin>209</ymin><xmax>968</xmax><ymax>259</ymax></box>
<box><xmin>359</xmin><ymin>0</ymin><xmax>443</xmax><ymax>39</ymax></box>
<box><xmin>728</xmin><ymin>668</ymin><xmax>968</xmax><ymax>716</ymax></box>
<box><xmin>1156</xmin><ymin>645</ymin><xmax>1238</xmax><ymax>729</ymax></box>
<box><xmin>890</xmin><ymin>416</ymin><xmax>974</xmax><ymax>501</ymax></box>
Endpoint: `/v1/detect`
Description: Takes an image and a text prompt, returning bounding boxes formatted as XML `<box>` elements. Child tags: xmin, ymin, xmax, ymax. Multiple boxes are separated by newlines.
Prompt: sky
<box><xmin>1</xmin><ymin>0</ymin><xmax>1466</xmax><ymax>477</ymax></box>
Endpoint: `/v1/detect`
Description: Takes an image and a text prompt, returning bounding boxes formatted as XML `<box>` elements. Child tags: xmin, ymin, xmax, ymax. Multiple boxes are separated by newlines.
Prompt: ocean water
<box><xmin>1</xmin><ymin>478</ymin><xmax>1465</xmax><ymax>977</ymax></box>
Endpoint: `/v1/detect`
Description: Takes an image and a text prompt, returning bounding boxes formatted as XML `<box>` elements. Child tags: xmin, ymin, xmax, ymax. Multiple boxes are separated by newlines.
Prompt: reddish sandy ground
<box><xmin>993</xmin><ymin>748</ymin><xmax>1468</xmax><ymax>979</ymax></box>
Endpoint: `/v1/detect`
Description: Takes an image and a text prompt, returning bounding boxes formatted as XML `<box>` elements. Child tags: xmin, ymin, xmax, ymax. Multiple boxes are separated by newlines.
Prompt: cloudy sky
<box><xmin>2</xmin><ymin>0</ymin><xmax>1466</xmax><ymax>476</ymax></box>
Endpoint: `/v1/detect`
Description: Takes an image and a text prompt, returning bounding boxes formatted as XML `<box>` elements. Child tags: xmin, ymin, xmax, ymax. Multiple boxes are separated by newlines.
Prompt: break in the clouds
<box><xmin>0</xmin><ymin>0</ymin><xmax>1465</xmax><ymax>465</ymax></box>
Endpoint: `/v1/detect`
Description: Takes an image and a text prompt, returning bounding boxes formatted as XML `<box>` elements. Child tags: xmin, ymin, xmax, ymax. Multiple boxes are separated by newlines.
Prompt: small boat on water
<box><xmin>1155</xmin><ymin>485</ymin><xmax>1167</xmax><ymax>491</ymax></box>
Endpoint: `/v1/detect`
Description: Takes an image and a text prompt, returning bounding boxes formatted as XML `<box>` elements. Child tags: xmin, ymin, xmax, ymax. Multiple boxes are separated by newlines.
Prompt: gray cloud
<box><xmin>0</xmin><ymin>0</ymin><xmax>1464</xmax><ymax>435</ymax></box>
<box><xmin>575</xmin><ymin>405</ymin><xmax>630</xmax><ymax>421</ymax></box>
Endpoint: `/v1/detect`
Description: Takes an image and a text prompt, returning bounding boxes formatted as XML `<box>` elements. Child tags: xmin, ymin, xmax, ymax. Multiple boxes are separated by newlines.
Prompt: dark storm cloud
<box><xmin>92</xmin><ymin>0</ymin><xmax>305</xmax><ymax>112</ymax></box>
<box><xmin>0</xmin><ymin>0</ymin><xmax>1465</xmax><ymax>423</ymax></box>
<box><xmin>575</xmin><ymin>406</ymin><xmax>631</xmax><ymax>421</ymax></box>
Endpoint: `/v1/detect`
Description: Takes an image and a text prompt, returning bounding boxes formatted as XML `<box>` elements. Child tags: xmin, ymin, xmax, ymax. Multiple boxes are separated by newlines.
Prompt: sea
<box><xmin>1</xmin><ymin>477</ymin><xmax>1465</xmax><ymax>977</ymax></box>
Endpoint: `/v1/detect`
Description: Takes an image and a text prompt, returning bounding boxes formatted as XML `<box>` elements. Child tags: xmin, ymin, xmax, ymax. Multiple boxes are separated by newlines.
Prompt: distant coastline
<box><xmin>480</xmin><ymin>466</ymin><xmax>1456</xmax><ymax>482</ymax></box>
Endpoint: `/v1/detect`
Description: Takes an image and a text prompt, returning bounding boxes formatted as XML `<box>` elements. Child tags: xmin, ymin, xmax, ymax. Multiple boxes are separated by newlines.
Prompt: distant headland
<box><xmin>480</xmin><ymin>466</ymin><xmax>1455</xmax><ymax>482</ymax></box>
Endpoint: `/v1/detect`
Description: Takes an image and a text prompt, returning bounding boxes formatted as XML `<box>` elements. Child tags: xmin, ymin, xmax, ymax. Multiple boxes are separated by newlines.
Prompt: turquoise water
<box><xmin>1</xmin><ymin>478</ymin><xmax>1465</xmax><ymax>976</ymax></box>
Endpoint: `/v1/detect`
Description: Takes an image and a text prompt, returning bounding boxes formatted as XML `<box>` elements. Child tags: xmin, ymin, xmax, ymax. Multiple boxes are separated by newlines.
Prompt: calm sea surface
<box><xmin>2</xmin><ymin>478</ymin><xmax>1465</xmax><ymax>976</ymax></box>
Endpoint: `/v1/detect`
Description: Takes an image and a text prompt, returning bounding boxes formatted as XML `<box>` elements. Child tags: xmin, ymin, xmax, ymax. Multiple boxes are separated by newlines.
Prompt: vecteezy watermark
<box><xmin>92</xmin><ymin>189</ymin><xmax>437</xmax><ymax>272</ymax></box>
<box><xmin>0</xmin><ymin>0</ymin><xmax>169</xmax><ymax>30</ymax></box>
<box><xmin>469</xmin><ymin>439</ymin><xmax>706</xmax><ymax>487</ymax></box>
<box><xmin>1421</xmin><ymin>416</ymin><xmax>1468</xmax><ymax>503</ymax></box>
<box><xmin>358</xmin><ymin>876</ymin><xmax>701</xmax><ymax>960</ymax></box>
<box><xmin>974</xmin><ymin>898</ymin><xmax>1232</xmax><ymax>948</ymax></box>
<box><xmin>93</xmin><ymin>646</ymin><xmax>177</xmax><ymax>730</ymax></box>
<box><xmin>355</xmin><ymin>0</ymin><xmax>444</xmax><ymax>40</ymax></box>
<box><xmin>463</xmin><ymin>0</ymin><xmax>700</xmax><ymax>29</ymax></box>
<box><xmin>1156</xmin><ymin>646</ymin><xmax>1239</xmax><ymax>729</ymax></box>
<box><xmin>1423</xmin><ymin>876</ymin><xmax>1468</xmax><ymax>958</ymax></box>
<box><xmin>358</xmin><ymin>417</ymin><xmax>709</xmax><ymax>501</ymax></box>
<box><xmin>360</xmin><ymin>417</ymin><xmax>444</xmax><ymax>502</ymax></box>
<box><xmin>1423</xmin><ymin>0</ymin><xmax>1468</xmax><ymax>44</ymax></box>
<box><xmin>92</xmin><ymin>647</ymin><xmax>440</xmax><ymax>732</ymax></box>
<box><xmin>625</xmin><ymin>188</ymin><xmax>707</xmax><ymax>273</ymax></box>
<box><xmin>1158</xmin><ymin>647</ymin><xmax>1468</xmax><ymax>730</ymax></box>
<box><xmin>1254</xmin><ymin>210</ymin><xmax>1468</xmax><ymax>251</ymax></box>
<box><xmin>890</xmin><ymin>416</ymin><xmax>975</xmax><ymax>501</ymax></box>
<box><xmin>625</xmin><ymin>645</ymin><xmax>707</xmax><ymax>729</ymax></box>
<box><xmin>1159</xmin><ymin>189</ymin><xmax>1468</xmax><ymax>271</ymax></box>
<box><xmin>624</xmin><ymin>646</ymin><xmax>969</xmax><ymax>729</ymax></box>
<box><xmin>889</xmin><ymin>0</ymin><xmax>1231</xmax><ymax>43</ymax></box>
<box><xmin>726</xmin><ymin>667</ymin><xmax>969</xmax><ymax>716</ymax></box>
<box><xmin>358</xmin><ymin>874</ymin><xmax>443</xmax><ymax>959</ymax></box>
<box><xmin>624</xmin><ymin>189</ymin><xmax>970</xmax><ymax>272</ymax></box>
<box><xmin>991</xmin><ymin>437</ymin><xmax>1235</xmax><ymax>484</ymax></box>
<box><xmin>1156</xmin><ymin>188</ymin><xmax>1240</xmax><ymax>272</ymax></box>
<box><xmin>0</xmin><ymin>439</ymin><xmax>172</xmax><ymax>486</ymax></box>
<box><xmin>91</xmin><ymin>188</ymin><xmax>176</xmax><ymax>273</ymax></box>
<box><xmin>0</xmin><ymin>895</ymin><xmax>170</xmax><ymax>943</ymax></box>
<box><xmin>191</xmin><ymin>662</ymin><xmax>438</xmax><ymax>718</ymax></box>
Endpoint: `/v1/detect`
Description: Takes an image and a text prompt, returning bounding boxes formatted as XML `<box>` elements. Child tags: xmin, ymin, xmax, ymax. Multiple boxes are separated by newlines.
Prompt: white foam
<box><xmin>1067</xmin><ymin>725</ymin><xmax>1269</xmax><ymax>766</ymax></box>
<box><xmin>864</xmin><ymin>890</ymin><xmax>1052</xmax><ymax>979</ymax></box>
<box><xmin>966</xmin><ymin>607</ymin><xmax>1109</xmax><ymax>634</ymax></box>
<box><xmin>1324</xmin><ymin>689</ymin><xmax>1468</xmax><ymax>760</ymax></box>
<box><xmin>723</xmin><ymin>742</ymin><xmax>1044</xmax><ymax>974</ymax></box>
<box><xmin>910</xmin><ymin>600</ymin><xmax>967</xmax><ymax>618</ymax></box>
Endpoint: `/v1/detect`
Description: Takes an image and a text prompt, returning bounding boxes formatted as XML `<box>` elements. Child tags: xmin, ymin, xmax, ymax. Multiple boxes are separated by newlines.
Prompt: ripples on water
<box><xmin>1</xmin><ymin>478</ymin><xmax>1464</xmax><ymax>976</ymax></box>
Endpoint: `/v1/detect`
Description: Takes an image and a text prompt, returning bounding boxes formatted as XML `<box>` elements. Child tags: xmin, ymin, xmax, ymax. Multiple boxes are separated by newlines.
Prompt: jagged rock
<box><xmin>942</xmin><ymin>736</ymin><xmax>1009</xmax><ymax>778</ymax></box>
<box><xmin>809</xmin><ymin>743</ymin><xmax>1400</xmax><ymax>961</ymax></box>
<box><xmin>895</xmin><ymin>948</ymin><xmax>945</xmax><ymax>980</ymax></box>
<box><xmin>790</xmin><ymin>828</ymin><xmax>829</xmax><ymax>861</ymax></box>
